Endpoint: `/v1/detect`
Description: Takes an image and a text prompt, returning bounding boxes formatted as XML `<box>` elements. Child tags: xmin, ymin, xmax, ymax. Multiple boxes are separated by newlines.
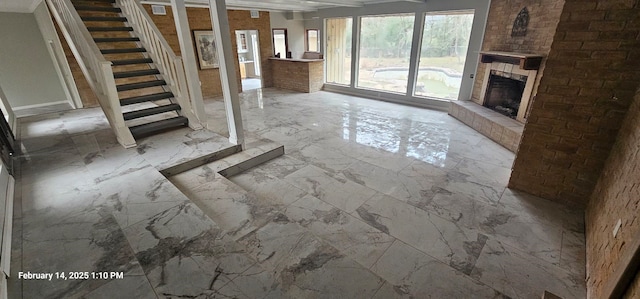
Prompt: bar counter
<box><xmin>269</xmin><ymin>57</ymin><xmax>324</xmax><ymax>93</ymax></box>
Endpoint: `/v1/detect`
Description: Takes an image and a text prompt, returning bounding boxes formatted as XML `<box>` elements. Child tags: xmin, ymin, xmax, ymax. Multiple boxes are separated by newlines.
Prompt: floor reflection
<box><xmin>342</xmin><ymin>102</ymin><xmax>450</xmax><ymax>167</ymax></box>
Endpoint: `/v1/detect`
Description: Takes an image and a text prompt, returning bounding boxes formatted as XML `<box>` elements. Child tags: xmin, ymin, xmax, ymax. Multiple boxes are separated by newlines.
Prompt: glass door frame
<box><xmin>319</xmin><ymin>2</ymin><xmax>488</xmax><ymax>110</ymax></box>
<box><xmin>411</xmin><ymin>10</ymin><xmax>476</xmax><ymax>100</ymax></box>
<box><xmin>354</xmin><ymin>13</ymin><xmax>417</xmax><ymax>95</ymax></box>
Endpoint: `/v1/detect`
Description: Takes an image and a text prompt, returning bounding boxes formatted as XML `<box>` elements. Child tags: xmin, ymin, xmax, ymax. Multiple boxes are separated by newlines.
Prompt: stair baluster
<box><xmin>47</xmin><ymin>0</ymin><xmax>204</xmax><ymax>145</ymax></box>
<box><xmin>46</xmin><ymin>0</ymin><xmax>136</xmax><ymax>148</ymax></box>
<box><xmin>117</xmin><ymin>0</ymin><xmax>202</xmax><ymax>131</ymax></box>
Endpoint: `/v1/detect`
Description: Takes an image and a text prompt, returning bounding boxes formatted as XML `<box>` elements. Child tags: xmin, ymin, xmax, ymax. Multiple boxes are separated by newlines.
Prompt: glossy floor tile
<box><xmin>13</xmin><ymin>88</ymin><xmax>586</xmax><ymax>298</ymax></box>
<box><xmin>222</xmin><ymin>89</ymin><xmax>586</xmax><ymax>298</ymax></box>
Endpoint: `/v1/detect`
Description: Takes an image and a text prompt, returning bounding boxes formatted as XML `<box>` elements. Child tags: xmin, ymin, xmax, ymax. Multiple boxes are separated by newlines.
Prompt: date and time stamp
<box><xmin>18</xmin><ymin>271</ymin><xmax>124</xmax><ymax>281</ymax></box>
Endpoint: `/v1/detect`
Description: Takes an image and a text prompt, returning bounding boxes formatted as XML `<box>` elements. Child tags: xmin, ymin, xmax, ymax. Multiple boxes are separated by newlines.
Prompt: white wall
<box><xmin>304</xmin><ymin>18</ymin><xmax>320</xmax><ymax>32</ymax></box>
<box><xmin>33</xmin><ymin>2</ymin><xmax>82</xmax><ymax>108</ymax></box>
<box><xmin>0</xmin><ymin>12</ymin><xmax>68</xmax><ymax>109</ymax></box>
<box><xmin>269</xmin><ymin>12</ymin><xmax>305</xmax><ymax>59</ymax></box>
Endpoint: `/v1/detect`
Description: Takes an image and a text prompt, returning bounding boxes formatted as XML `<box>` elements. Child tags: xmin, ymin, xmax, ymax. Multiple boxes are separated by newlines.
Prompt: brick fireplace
<box><xmin>449</xmin><ymin>51</ymin><xmax>543</xmax><ymax>153</ymax></box>
<box><xmin>478</xmin><ymin>51</ymin><xmax>543</xmax><ymax>123</ymax></box>
<box><xmin>448</xmin><ymin>0</ymin><xmax>563</xmax><ymax>153</ymax></box>
<box><xmin>456</xmin><ymin>0</ymin><xmax>640</xmax><ymax>297</ymax></box>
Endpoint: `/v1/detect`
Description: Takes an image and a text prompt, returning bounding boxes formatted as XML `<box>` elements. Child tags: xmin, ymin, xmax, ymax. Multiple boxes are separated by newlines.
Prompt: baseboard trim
<box><xmin>322</xmin><ymin>84</ymin><xmax>451</xmax><ymax>112</ymax></box>
<box><xmin>12</xmin><ymin>101</ymin><xmax>69</xmax><ymax>111</ymax></box>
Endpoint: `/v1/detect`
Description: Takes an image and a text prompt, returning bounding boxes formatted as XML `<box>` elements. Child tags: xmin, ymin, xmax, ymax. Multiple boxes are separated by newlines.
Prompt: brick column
<box><xmin>509</xmin><ymin>0</ymin><xmax>640</xmax><ymax>207</ymax></box>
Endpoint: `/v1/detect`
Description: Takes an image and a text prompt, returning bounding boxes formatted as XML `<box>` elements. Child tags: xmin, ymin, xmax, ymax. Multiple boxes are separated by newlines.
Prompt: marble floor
<box><xmin>13</xmin><ymin>102</ymin><xmax>73</xmax><ymax>118</ymax></box>
<box><xmin>242</xmin><ymin>78</ymin><xmax>262</xmax><ymax>91</ymax></box>
<box><xmin>11</xmin><ymin>88</ymin><xmax>586</xmax><ymax>298</ymax></box>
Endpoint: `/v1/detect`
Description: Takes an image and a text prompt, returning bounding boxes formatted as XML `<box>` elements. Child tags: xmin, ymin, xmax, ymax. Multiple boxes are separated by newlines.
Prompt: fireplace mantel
<box><xmin>480</xmin><ymin>51</ymin><xmax>544</xmax><ymax>70</ymax></box>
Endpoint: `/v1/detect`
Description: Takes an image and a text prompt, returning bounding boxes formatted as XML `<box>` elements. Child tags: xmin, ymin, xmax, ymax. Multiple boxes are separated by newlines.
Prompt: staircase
<box><xmin>46</xmin><ymin>0</ymin><xmax>202</xmax><ymax>147</ymax></box>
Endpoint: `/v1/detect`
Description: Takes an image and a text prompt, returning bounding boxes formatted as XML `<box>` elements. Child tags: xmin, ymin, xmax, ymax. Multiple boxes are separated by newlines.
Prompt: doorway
<box><xmin>0</xmin><ymin>85</ymin><xmax>16</xmax><ymax>174</ymax></box>
<box><xmin>235</xmin><ymin>30</ymin><xmax>262</xmax><ymax>91</ymax></box>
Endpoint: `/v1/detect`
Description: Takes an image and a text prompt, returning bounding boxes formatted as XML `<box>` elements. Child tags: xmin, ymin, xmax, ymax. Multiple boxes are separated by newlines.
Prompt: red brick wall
<box><xmin>308</xmin><ymin>60</ymin><xmax>324</xmax><ymax>92</ymax></box>
<box><xmin>586</xmin><ymin>87</ymin><xmax>640</xmax><ymax>298</ymax></box>
<box><xmin>53</xmin><ymin>9</ymin><xmax>103</xmax><ymax>108</ymax></box>
<box><xmin>272</xmin><ymin>60</ymin><xmax>309</xmax><ymax>92</ymax></box>
<box><xmin>509</xmin><ymin>0</ymin><xmax>640</xmax><ymax>207</ymax></box>
<box><xmin>271</xmin><ymin>60</ymin><xmax>322</xmax><ymax>93</ymax></box>
<box><xmin>471</xmin><ymin>0</ymin><xmax>565</xmax><ymax>105</ymax></box>
<box><xmin>56</xmin><ymin>26</ymin><xmax>100</xmax><ymax>108</ymax></box>
<box><xmin>144</xmin><ymin>6</ymin><xmax>273</xmax><ymax>97</ymax></box>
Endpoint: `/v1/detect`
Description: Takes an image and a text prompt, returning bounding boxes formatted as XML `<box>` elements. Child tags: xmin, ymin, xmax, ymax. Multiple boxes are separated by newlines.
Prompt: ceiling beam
<box><xmin>141</xmin><ymin>0</ymin><xmax>316</xmax><ymax>11</ymax></box>
<box><xmin>140</xmin><ymin>0</ymin><xmax>377</xmax><ymax>12</ymax></box>
<box><xmin>301</xmin><ymin>0</ymin><xmax>363</xmax><ymax>7</ymax></box>
<box><xmin>227</xmin><ymin>0</ymin><xmax>316</xmax><ymax>11</ymax></box>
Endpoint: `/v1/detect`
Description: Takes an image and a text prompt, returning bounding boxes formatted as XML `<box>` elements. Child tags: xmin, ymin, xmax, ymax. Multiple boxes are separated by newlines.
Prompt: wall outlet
<box><xmin>613</xmin><ymin>219</ymin><xmax>622</xmax><ymax>238</ymax></box>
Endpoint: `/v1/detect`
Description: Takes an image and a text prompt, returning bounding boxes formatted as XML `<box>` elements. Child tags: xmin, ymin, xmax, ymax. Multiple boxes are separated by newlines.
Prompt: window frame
<box><xmin>236</xmin><ymin>32</ymin><xmax>248</xmax><ymax>53</ymax></box>
<box><xmin>355</xmin><ymin>13</ymin><xmax>416</xmax><ymax>95</ymax></box>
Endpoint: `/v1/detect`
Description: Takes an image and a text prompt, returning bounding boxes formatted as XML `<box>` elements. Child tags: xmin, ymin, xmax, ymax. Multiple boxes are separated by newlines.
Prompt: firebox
<box><xmin>483</xmin><ymin>71</ymin><xmax>527</xmax><ymax>119</ymax></box>
<box><xmin>477</xmin><ymin>51</ymin><xmax>544</xmax><ymax>123</ymax></box>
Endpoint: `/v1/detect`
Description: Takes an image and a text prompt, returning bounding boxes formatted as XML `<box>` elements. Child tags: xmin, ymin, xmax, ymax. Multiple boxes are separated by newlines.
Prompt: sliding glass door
<box><xmin>356</xmin><ymin>14</ymin><xmax>414</xmax><ymax>94</ymax></box>
<box><xmin>414</xmin><ymin>11</ymin><xmax>474</xmax><ymax>100</ymax></box>
<box><xmin>324</xmin><ymin>10</ymin><xmax>476</xmax><ymax>102</ymax></box>
<box><xmin>325</xmin><ymin>18</ymin><xmax>353</xmax><ymax>85</ymax></box>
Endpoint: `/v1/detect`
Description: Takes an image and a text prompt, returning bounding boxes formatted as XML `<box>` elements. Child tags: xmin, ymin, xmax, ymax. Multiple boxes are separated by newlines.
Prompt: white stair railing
<box><xmin>46</xmin><ymin>0</ymin><xmax>137</xmax><ymax>148</ymax></box>
<box><xmin>118</xmin><ymin>0</ymin><xmax>202</xmax><ymax>130</ymax></box>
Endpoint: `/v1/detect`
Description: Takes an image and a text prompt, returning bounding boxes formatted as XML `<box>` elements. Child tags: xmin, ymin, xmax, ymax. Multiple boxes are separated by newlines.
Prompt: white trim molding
<box><xmin>12</xmin><ymin>100</ymin><xmax>69</xmax><ymax>111</ymax></box>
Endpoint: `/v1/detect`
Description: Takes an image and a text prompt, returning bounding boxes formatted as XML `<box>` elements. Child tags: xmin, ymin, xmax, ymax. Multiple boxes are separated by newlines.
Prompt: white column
<box><xmin>349</xmin><ymin>16</ymin><xmax>360</xmax><ymax>88</ymax></box>
<box><xmin>406</xmin><ymin>12</ymin><xmax>425</xmax><ymax>97</ymax></box>
<box><xmin>208</xmin><ymin>0</ymin><xmax>244</xmax><ymax>147</ymax></box>
<box><xmin>170</xmin><ymin>0</ymin><xmax>207</xmax><ymax>126</ymax></box>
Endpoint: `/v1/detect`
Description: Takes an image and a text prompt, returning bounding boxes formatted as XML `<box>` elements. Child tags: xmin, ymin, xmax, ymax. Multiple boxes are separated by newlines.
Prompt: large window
<box><xmin>306</xmin><ymin>29</ymin><xmax>319</xmax><ymax>52</ymax></box>
<box><xmin>357</xmin><ymin>14</ymin><xmax>414</xmax><ymax>94</ymax></box>
<box><xmin>414</xmin><ymin>11</ymin><xmax>474</xmax><ymax>99</ymax></box>
<box><xmin>325</xmin><ymin>18</ymin><xmax>352</xmax><ymax>85</ymax></box>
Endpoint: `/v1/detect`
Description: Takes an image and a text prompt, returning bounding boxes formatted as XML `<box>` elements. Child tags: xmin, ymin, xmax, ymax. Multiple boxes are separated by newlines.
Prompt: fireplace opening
<box><xmin>483</xmin><ymin>72</ymin><xmax>527</xmax><ymax>119</ymax></box>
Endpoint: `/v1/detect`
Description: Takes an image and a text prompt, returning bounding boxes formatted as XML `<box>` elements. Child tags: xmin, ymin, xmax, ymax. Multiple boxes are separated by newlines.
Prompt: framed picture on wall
<box><xmin>193</xmin><ymin>30</ymin><xmax>219</xmax><ymax>69</ymax></box>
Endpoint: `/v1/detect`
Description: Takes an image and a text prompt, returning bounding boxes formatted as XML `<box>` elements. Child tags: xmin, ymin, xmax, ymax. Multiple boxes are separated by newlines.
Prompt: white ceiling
<box><xmin>200</xmin><ymin>0</ymin><xmax>404</xmax><ymax>12</ymax></box>
<box><xmin>145</xmin><ymin>0</ymin><xmax>425</xmax><ymax>12</ymax></box>
<box><xmin>0</xmin><ymin>0</ymin><xmax>424</xmax><ymax>13</ymax></box>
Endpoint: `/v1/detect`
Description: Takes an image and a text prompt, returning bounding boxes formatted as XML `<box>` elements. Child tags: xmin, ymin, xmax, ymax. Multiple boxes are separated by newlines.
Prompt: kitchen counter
<box><xmin>268</xmin><ymin>57</ymin><xmax>324</xmax><ymax>63</ymax></box>
<box><xmin>239</xmin><ymin>60</ymin><xmax>256</xmax><ymax>79</ymax></box>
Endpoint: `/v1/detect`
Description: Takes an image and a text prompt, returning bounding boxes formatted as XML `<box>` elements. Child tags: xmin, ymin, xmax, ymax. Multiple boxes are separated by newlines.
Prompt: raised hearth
<box><xmin>449</xmin><ymin>100</ymin><xmax>524</xmax><ymax>153</ymax></box>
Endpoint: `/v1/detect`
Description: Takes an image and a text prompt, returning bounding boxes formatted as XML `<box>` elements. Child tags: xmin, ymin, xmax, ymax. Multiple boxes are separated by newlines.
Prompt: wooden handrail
<box><xmin>45</xmin><ymin>0</ymin><xmax>136</xmax><ymax>148</ymax></box>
